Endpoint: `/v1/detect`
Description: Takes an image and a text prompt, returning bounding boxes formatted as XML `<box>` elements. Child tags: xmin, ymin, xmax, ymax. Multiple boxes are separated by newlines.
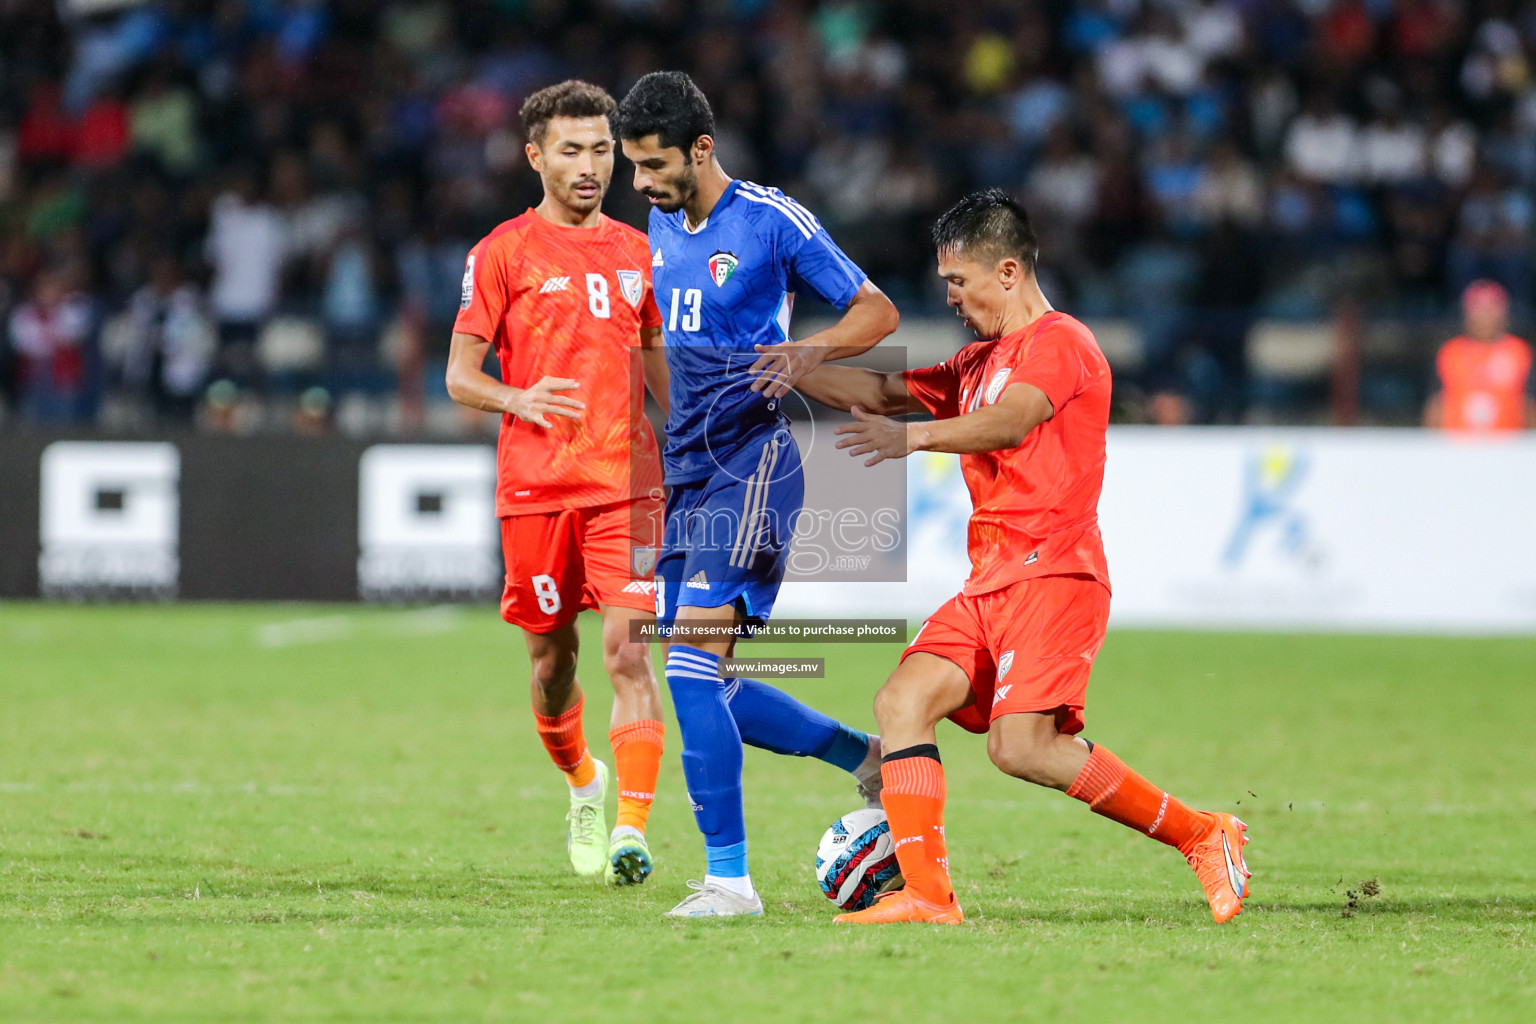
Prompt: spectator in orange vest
<box><xmin>1424</xmin><ymin>280</ymin><xmax>1534</xmax><ymax>431</ymax></box>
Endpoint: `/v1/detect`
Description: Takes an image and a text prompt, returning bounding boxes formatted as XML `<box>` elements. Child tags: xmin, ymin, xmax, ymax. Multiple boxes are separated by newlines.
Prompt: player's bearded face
<box><xmin>621</xmin><ymin>136</ymin><xmax>697</xmax><ymax>214</ymax></box>
<box><xmin>533</xmin><ymin>117</ymin><xmax>615</xmax><ymax>214</ymax></box>
<box><xmin>651</xmin><ymin>161</ymin><xmax>698</xmax><ymax>214</ymax></box>
<box><xmin>937</xmin><ymin>249</ymin><xmax>1010</xmax><ymax>340</ymax></box>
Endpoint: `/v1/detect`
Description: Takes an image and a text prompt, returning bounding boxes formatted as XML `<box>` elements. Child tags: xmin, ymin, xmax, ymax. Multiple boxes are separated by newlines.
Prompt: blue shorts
<box><xmin>656</xmin><ymin>429</ymin><xmax>803</xmax><ymax>630</ymax></box>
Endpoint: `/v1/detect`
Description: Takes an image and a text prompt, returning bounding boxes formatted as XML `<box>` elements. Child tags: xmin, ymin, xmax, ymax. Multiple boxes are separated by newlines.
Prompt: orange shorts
<box><xmin>499</xmin><ymin>496</ymin><xmax>663</xmax><ymax>633</ymax></box>
<box><xmin>902</xmin><ymin>573</ymin><xmax>1110</xmax><ymax>736</ymax></box>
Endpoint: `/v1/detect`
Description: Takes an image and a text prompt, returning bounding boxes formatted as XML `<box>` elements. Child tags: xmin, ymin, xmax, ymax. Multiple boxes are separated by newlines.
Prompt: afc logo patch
<box><xmin>459</xmin><ymin>255</ymin><xmax>476</xmax><ymax>310</ymax></box>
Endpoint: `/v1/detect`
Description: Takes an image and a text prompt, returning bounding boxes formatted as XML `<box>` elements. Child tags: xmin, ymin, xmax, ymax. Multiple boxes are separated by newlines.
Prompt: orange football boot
<box><xmin>834</xmin><ymin>889</ymin><xmax>964</xmax><ymax>925</ymax></box>
<box><xmin>1184</xmin><ymin>813</ymin><xmax>1250</xmax><ymax>923</ymax></box>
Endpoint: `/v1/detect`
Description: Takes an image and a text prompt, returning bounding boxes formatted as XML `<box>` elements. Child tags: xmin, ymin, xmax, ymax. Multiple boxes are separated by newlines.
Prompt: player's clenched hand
<box><xmin>508</xmin><ymin>376</ymin><xmax>584</xmax><ymax>428</ymax></box>
<box><xmin>834</xmin><ymin>405</ymin><xmax>912</xmax><ymax>466</ymax></box>
<box><xmin>749</xmin><ymin>341</ymin><xmax>824</xmax><ymax>399</ymax></box>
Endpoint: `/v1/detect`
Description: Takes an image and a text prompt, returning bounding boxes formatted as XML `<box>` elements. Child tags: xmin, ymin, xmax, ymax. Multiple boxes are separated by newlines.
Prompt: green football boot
<box><xmin>565</xmin><ymin>760</ymin><xmax>609</xmax><ymax>877</ymax></box>
<box><xmin>605</xmin><ymin>825</ymin><xmax>654</xmax><ymax>886</ymax></box>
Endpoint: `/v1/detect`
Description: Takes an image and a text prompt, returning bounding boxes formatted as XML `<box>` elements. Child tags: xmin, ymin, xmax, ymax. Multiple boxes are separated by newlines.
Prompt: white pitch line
<box><xmin>255</xmin><ymin>614</ymin><xmax>354</xmax><ymax>648</ymax></box>
<box><xmin>394</xmin><ymin>605</ymin><xmax>464</xmax><ymax>635</ymax></box>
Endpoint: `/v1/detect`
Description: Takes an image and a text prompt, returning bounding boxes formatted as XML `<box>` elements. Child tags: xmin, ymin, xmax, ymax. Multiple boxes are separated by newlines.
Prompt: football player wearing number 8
<box><xmin>613</xmin><ymin>72</ymin><xmax>901</xmax><ymax>918</ymax></box>
<box><xmin>796</xmin><ymin>189</ymin><xmax>1251</xmax><ymax>925</ymax></box>
<box><xmin>446</xmin><ymin>81</ymin><xmax>670</xmax><ymax>887</ymax></box>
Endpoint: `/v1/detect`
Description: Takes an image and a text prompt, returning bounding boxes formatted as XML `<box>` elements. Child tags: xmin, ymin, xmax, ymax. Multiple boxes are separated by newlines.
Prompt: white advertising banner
<box><xmin>356</xmin><ymin>445</ymin><xmax>500</xmax><ymax>601</ymax></box>
<box><xmin>776</xmin><ymin>428</ymin><xmax>1536</xmax><ymax>633</ymax></box>
<box><xmin>37</xmin><ymin>441</ymin><xmax>180</xmax><ymax>599</ymax></box>
<box><xmin>1100</xmin><ymin>428</ymin><xmax>1536</xmax><ymax>631</ymax></box>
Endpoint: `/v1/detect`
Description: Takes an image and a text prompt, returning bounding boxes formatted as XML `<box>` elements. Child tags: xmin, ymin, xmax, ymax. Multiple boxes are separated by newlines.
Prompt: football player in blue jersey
<box><xmin>615</xmin><ymin>71</ymin><xmax>901</xmax><ymax>917</ymax></box>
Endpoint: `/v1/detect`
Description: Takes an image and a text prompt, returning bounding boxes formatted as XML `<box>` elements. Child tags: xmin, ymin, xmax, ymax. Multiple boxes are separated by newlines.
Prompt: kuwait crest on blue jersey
<box><xmin>708</xmin><ymin>250</ymin><xmax>739</xmax><ymax>287</ymax></box>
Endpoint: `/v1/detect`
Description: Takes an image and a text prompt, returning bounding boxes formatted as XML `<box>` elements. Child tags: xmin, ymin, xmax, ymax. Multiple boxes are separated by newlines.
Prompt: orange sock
<box><xmin>534</xmin><ymin>698</ymin><xmax>596</xmax><ymax>788</ymax></box>
<box><xmin>1066</xmin><ymin>745</ymin><xmax>1211</xmax><ymax>854</ymax></box>
<box><xmin>880</xmin><ymin>747</ymin><xmax>953</xmax><ymax>906</ymax></box>
<box><xmin>609</xmin><ymin>718</ymin><xmax>664</xmax><ymax>832</ymax></box>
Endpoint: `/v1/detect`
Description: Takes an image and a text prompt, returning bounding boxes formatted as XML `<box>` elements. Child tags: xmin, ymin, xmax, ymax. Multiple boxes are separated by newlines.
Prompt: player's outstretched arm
<box><xmin>796</xmin><ymin>280</ymin><xmax>901</xmax><ymax>362</ymax></box>
<box><xmin>639</xmin><ymin>325</ymin><xmax>669</xmax><ymax>417</ymax></box>
<box><xmin>445</xmin><ymin>331</ymin><xmax>585</xmax><ymax>428</ymax></box>
<box><xmin>910</xmin><ymin>382</ymin><xmax>1055</xmax><ymax>453</ymax></box>
<box><xmin>795</xmin><ymin>364</ymin><xmax>914</xmax><ymax>417</ymax></box>
<box><xmin>749</xmin><ymin>281</ymin><xmax>899</xmax><ymax>399</ymax></box>
<box><xmin>834</xmin><ymin>383</ymin><xmax>1054</xmax><ymax>466</ymax></box>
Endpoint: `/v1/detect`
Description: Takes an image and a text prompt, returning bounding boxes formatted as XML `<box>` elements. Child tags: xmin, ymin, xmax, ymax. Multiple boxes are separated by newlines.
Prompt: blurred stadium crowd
<box><xmin>0</xmin><ymin>0</ymin><xmax>1532</xmax><ymax>432</ymax></box>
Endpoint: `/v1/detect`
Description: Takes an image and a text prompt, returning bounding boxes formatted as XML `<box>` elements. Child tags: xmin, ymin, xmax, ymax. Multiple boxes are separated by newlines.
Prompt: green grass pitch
<box><xmin>1</xmin><ymin>603</ymin><xmax>1533</xmax><ymax>1022</ymax></box>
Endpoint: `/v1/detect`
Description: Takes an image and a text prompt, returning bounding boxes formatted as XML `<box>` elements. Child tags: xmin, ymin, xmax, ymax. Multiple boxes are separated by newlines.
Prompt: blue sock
<box><xmin>725</xmin><ymin>677</ymin><xmax>872</xmax><ymax>773</ymax></box>
<box><xmin>706</xmin><ymin>840</ymin><xmax>748</xmax><ymax>878</ymax></box>
<box><xmin>665</xmin><ymin>646</ymin><xmax>748</xmax><ymax>875</ymax></box>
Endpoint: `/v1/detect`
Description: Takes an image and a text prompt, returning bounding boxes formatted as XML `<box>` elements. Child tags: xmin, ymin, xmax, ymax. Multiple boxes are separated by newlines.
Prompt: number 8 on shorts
<box><xmin>531</xmin><ymin>575</ymin><xmax>562</xmax><ymax>615</ymax></box>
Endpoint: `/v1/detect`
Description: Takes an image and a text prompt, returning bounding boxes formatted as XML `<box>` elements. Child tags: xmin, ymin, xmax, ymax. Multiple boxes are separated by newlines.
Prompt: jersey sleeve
<box><xmin>786</xmin><ymin>228</ymin><xmax>867</xmax><ymax>309</ymax></box>
<box><xmin>756</xmin><ymin>189</ymin><xmax>867</xmax><ymax>309</ymax></box>
<box><xmin>452</xmin><ymin>236</ymin><xmax>510</xmax><ymax>342</ymax></box>
<box><xmin>903</xmin><ymin>358</ymin><xmax>962</xmax><ymax>418</ymax></box>
<box><xmin>640</xmin><ymin>274</ymin><xmax>662</xmax><ymax>330</ymax></box>
<box><xmin>1009</xmin><ymin>321</ymin><xmax>1095</xmax><ymax>414</ymax></box>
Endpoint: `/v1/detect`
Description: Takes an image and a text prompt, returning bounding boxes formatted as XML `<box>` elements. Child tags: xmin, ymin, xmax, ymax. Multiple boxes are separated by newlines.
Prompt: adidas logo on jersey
<box><xmin>652</xmin><ymin>248</ymin><xmax>664</xmax><ymax>267</ymax></box>
<box><xmin>622</xmin><ymin>580</ymin><xmax>656</xmax><ymax>595</ymax></box>
<box><xmin>540</xmin><ymin>276</ymin><xmax>571</xmax><ymax>293</ymax></box>
<box><xmin>686</xmin><ymin>571</ymin><xmax>709</xmax><ymax>589</ymax></box>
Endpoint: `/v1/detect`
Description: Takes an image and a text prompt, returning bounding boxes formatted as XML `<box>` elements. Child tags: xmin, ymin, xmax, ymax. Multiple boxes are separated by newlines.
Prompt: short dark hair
<box><xmin>520</xmin><ymin>80</ymin><xmax>616</xmax><ymax>147</ymax></box>
<box><xmin>931</xmin><ymin>188</ymin><xmax>1040</xmax><ymax>271</ymax></box>
<box><xmin>613</xmin><ymin>71</ymin><xmax>716</xmax><ymax>153</ymax></box>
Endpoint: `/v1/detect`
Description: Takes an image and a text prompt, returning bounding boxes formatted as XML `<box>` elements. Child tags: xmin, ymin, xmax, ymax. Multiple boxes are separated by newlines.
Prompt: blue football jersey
<box><xmin>648</xmin><ymin>179</ymin><xmax>868</xmax><ymax>484</ymax></box>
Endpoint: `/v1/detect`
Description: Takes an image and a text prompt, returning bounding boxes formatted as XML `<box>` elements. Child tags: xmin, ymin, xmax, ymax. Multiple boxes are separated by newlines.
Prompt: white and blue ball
<box><xmin>814</xmin><ymin>807</ymin><xmax>903</xmax><ymax>911</ymax></box>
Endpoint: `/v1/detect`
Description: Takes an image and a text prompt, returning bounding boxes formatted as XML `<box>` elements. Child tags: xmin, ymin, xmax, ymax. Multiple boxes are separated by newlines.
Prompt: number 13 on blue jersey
<box><xmin>668</xmin><ymin>288</ymin><xmax>702</xmax><ymax>333</ymax></box>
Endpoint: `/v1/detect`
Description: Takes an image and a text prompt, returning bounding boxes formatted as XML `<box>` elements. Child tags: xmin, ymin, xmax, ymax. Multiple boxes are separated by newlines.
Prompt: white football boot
<box><xmin>664</xmin><ymin>880</ymin><xmax>764</xmax><ymax>918</ymax></box>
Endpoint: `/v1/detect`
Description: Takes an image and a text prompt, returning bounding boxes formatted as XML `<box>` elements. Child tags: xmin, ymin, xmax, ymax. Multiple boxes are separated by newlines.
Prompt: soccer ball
<box><xmin>814</xmin><ymin>807</ymin><xmax>903</xmax><ymax>911</ymax></box>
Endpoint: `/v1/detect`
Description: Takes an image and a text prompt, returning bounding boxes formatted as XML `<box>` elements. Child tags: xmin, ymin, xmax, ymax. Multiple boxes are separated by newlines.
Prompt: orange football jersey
<box><xmin>1436</xmin><ymin>334</ymin><xmax>1532</xmax><ymax>433</ymax></box>
<box><xmin>904</xmin><ymin>312</ymin><xmax>1112</xmax><ymax>596</ymax></box>
<box><xmin>454</xmin><ymin>211</ymin><xmax>664</xmax><ymax>516</ymax></box>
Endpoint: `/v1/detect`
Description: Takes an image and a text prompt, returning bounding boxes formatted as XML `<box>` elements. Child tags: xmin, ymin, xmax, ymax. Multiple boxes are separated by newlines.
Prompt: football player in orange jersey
<box><xmin>1424</xmin><ymin>280</ymin><xmax>1534</xmax><ymax>432</ymax></box>
<box><xmin>798</xmin><ymin>190</ymin><xmax>1250</xmax><ymax>925</ymax></box>
<box><xmin>445</xmin><ymin>81</ymin><xmax>670</xmax><ymax>885</ymax></box>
